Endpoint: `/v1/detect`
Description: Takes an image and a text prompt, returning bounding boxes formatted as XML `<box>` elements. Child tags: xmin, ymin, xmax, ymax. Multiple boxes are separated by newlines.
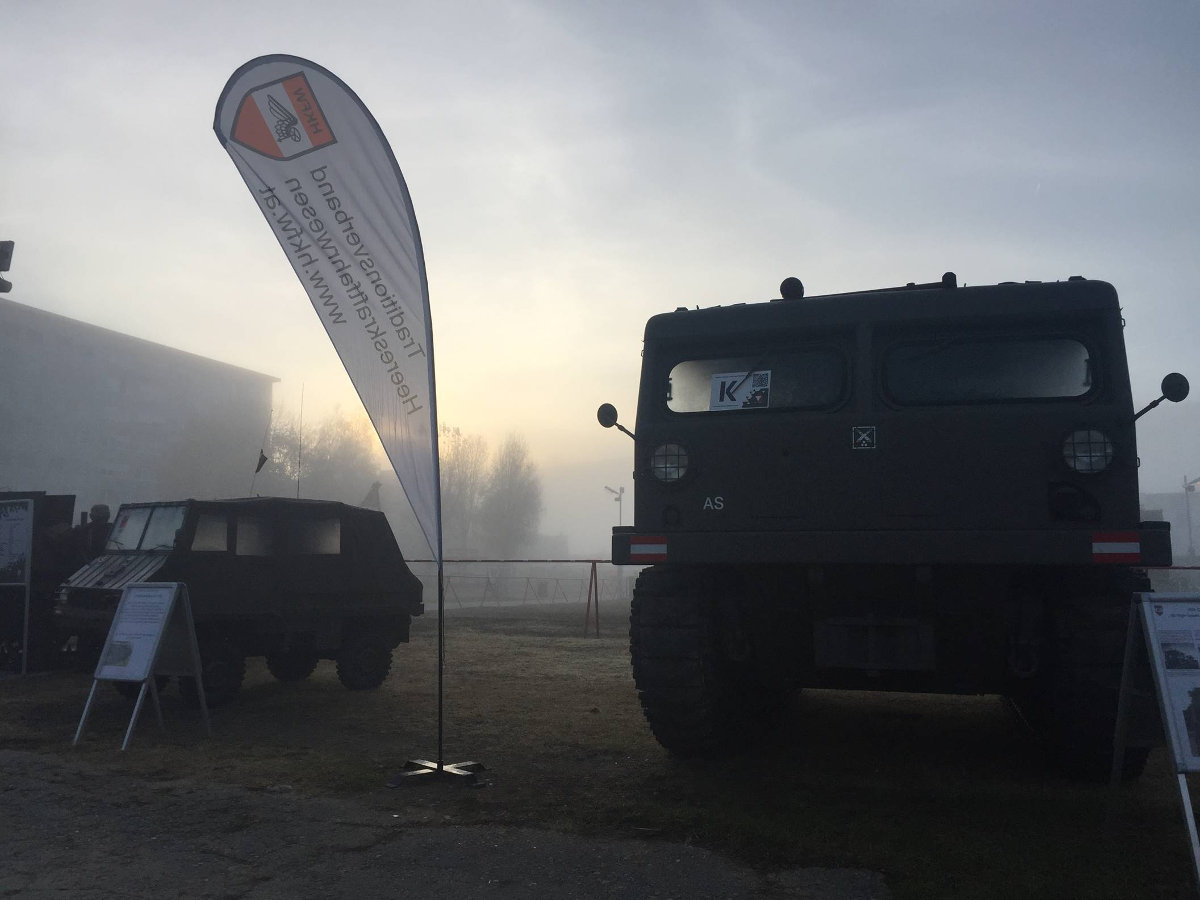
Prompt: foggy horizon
<box><xmin>4</xmin><ymin>1</ymin><xmax>1199</xmax><ymax>555</ymax></box>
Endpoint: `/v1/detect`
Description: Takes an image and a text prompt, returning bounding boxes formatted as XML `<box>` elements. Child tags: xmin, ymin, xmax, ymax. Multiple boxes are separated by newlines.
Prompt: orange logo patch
<box><xmin>231</xmin><ymin>73</ymin><xmax>337</xmax><ymax>160</ymax></box>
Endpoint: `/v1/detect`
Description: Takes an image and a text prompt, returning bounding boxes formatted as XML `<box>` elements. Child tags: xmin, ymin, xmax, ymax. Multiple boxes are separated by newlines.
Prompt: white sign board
<box><xmin>74</xmin><ymin>582</ymin><xmax>209</xmax><ymax>750</ymax></box>
<box><xmin>1</xmin><ymin>498</ymin><xmax>35</xmax><ymax>676</ymax></box>
<box><xmin>96</xmin><ymin>585</ymin><xmax>176</xmax><ymax>682</ymax></box>
<box><xmin>0</xmin><ymin>498</ymin><xmax>33</xmax><ymax>586</ymax></box>
<box><xmin>1137</xmin><ymin>593</ymin><xmax>1200</xmax><ymax>771</ymax></box>
<box><xmin>1116</xmin><ymin>593</ymin><xmax>1200</xmax><ymax>893</ymax></box>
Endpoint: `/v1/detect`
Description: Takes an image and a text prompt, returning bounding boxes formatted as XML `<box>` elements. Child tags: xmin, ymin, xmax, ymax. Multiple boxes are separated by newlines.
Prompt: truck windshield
<box><xmin>667</xmin><ymin>348</ymin><xmax>846</xmax><ymax>413</ymax></box>
<box><xmin>106</xmin><ymin>504</ymin><xmax>187</xmax><ymax>550</ymax></box>
<box><xmin>884</xmin><ymin>337</ymin><xmax>1093</xmax><ymax>404</ymax></box>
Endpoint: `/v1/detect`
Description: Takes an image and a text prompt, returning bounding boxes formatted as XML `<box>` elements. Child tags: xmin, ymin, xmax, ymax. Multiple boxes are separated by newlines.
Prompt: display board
<box><xmin>1116</xmin><ymin>593</ymin><xmax>1200</xmax><ymax>893</ymax></box>
<box><xmin>1137</xmin><ymin>593</ymin><xmax>1200</xmax><ymax>771</ymax></box>
<box><xmin>96</xmin><ymin>585</ymin><xmax>177</xmax><ymax>682</ymax></box>
<box><xmin>0</xmin><ymin>498</ymin><xmax>33</xmax><ymax>585</ymax></box>
<box><xmin>0</xmin><ymin>498</ymin><xmax>34</xmax><ymax>675</ymax></box>
<box><xmin>73</xmin><ymin>582</ymin><xmax>210</xmax><ymax>750</ymax></box>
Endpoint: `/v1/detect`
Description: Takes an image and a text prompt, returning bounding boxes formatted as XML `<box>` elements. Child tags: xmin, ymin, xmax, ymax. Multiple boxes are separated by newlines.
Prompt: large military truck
<box><xmin>54</xmin><ymin>497</ymin><xmax>423</xmax><ymax>705</ymax></box>
<box><xmin>598</xmin><ymin>274</ymin><xmax>1187</xmax><ymax>780</ymax></box>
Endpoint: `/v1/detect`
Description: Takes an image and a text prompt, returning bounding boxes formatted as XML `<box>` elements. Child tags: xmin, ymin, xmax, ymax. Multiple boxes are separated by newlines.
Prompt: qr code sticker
<box><xmin>751</xmin><ymin>372</ymin><xmax>769</xmax><ymax>389</ymax></box>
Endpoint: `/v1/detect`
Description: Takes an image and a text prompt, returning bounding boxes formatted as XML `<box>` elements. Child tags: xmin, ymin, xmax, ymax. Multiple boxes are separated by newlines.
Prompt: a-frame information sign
<box><xmin>73</xmin><ymin>582</ymin><xmax>211</xmax><ymax>750</ymax></box>
<box><xmin>0</xmin><ymin>498</ymin><xmax>34</xmax><ymax>675</ymax></box>
<box><xmin>1116</xmin><ymin>593</ymin><xmax>1200</xmax><ymax>892</ymax></box>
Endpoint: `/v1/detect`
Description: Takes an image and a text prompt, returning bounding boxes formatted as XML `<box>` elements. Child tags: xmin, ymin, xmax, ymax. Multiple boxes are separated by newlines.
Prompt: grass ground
<box><xmin>2</xmin><ymin>600</ymin><xmax>1198</xmax><ymax>899</ymax></box>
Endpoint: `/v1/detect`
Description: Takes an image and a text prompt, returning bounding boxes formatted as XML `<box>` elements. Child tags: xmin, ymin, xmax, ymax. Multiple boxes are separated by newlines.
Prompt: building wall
<box><xmin>0</xmin><ymin>298</ymin><xmax>275</xmax><ymax>518</ymax></box>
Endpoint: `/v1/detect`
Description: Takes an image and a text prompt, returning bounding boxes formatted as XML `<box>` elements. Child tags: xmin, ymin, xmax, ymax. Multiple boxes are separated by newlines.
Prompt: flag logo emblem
<box><xmin>629</xmin><ymin>536</ymin><xmax>668</xmax><ymax>563</ymax></box>
<box><xmin>230</xmin><ymin>73</ymin><xmax>336</xmax><ymax>160</ymax></box>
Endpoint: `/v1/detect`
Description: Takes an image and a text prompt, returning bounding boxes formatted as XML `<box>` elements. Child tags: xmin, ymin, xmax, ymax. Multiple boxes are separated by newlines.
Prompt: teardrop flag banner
<box><xmin>215</xmin><ymin>57</ymin><xmax>478</xmax><ymax>783</ymax></box>
<box><xmin>214</xmin><ymin>54</ymin><xmax>442</xmax><ymax>566</ymax></box>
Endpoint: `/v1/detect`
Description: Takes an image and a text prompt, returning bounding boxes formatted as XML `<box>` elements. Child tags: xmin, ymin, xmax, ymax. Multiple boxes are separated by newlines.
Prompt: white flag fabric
<box><xmin>215</xmin><ymin>55</ymin><xmax>441</xmax><ymax>563</ymax></box>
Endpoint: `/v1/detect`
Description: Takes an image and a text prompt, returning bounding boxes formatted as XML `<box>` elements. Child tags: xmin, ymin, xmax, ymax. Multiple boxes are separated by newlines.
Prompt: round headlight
<box><xmin>651</xmin><ymin>443</ymin><xmax>689</xmax><ymax>483</ymax></box>
<box><xmin>1063</xmin><ymin>429</ymin><xmax>1114</xmax><ymax>474</ymax></box>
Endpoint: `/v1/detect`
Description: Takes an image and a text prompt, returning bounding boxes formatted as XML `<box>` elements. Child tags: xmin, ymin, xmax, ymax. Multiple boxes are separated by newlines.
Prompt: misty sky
<box><xmin>4</xmin><ymin>1</ymin><xmax>1199</xmax><ymax>553</ymax></box>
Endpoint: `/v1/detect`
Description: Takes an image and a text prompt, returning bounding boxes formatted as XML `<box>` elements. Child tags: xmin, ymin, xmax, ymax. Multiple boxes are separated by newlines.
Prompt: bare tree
<box><xmin>256</xmin><ymin>411</ymin><xmax>385</xmax><ymax>505</ymax></box>
<box><xmin>439</xmin><ymin>425</ymin><xmax>488</xmax><ymax>554</ymax></box>
<box><xmin>478</xmin><ymin>434</ymin><xmax>543</xmax><ymax>559</ymax></box>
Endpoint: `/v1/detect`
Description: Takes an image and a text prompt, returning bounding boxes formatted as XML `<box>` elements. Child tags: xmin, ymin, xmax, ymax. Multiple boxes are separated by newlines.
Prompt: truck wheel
<box><xmin>266</xmin><ymin>648</ymin><xmax>320</xmax><ymax>682</ymax></box>
<box><xmin>336</xmin><ymin>633</ymin><xmax>393</xmax><ymax>690</ymax></box>
<box><xmin>114</xmin><ymin>676</ymin><xmax>169</xmax><ymax>701</ymax></box>
<box><xmin>630</xmin><ymin>566</ymin><xmax>778</xmax><ymax>757</ymax></box>
<box><xmin>1039</xmin><ymin>668</ymin><xmax>1150</xmax><ymax>782</ymax></box>
<box><xmin>180</xmin><ymin>639</ymin><xmax>246</xmax><ymax>708</ymax></box>
<box><xmin>1036</xmin><ymin>584</ymin><xmax>1151</xmax><ymax>782</ymax></box>
<box><xmin>72</xmin><ymin>634</ymin><xmax>105</xmax><ymax>672</ymax></box>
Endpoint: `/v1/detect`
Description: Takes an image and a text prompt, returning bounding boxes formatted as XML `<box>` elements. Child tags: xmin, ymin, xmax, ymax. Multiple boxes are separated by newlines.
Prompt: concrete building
<box><xmin>0</xmin><ymin>298</ymin><xmax>276</xmax><ymax>518</ymax></box>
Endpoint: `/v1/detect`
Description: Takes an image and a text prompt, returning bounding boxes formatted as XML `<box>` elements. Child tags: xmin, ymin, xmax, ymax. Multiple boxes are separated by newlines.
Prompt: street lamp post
<box><xmin>605</xmin><ymin>485</ymin><xmax>625</xmax><ymax>526</ymax></box>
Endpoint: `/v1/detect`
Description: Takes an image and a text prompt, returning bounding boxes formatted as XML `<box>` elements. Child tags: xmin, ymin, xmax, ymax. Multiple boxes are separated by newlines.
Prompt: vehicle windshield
<box><xmin>667</xmin><ymin>348</ymin><xmax>846</xmax><ymax>413</ymax></box>
<box><xmin>106</xmin><ymin>504</ymin><xmax>187</xmax><ymax>551</ymax></box>
<box><xmin>884</xmin><ymin>336</ymin><xmax>1093</xmax><ymax>404</ymax></box>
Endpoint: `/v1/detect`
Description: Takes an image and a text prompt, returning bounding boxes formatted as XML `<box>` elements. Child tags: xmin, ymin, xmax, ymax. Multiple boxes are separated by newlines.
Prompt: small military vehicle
<box><xmin>599</xmin><ymin>273</ymin><xmax>1187</xmax><ymax>780</ymax></box>
<box><xmin>54</xmin><ymin>497</ymin><xmax>423</xmax><ymax>705</ymax></box>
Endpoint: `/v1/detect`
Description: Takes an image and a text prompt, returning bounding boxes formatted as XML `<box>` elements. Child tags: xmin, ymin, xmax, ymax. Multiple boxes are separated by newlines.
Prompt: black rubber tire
<box><xmin>179</xmin><ymin>639</ymin><xmax>246</xmax><ymax>708</ymax></box>
<box><xmin>114</xmin><ymin>676</ymin><xmax>169</xmax><ymax>701</ymax></box>
<box><xmin>71</xmin><ymin>634</ymin><xmax>105</xmax><ymax>673</ymax></box>
<box><xmin>630</xmin><ymin>566</ymin><xmax>779</xmax><ymax>758</ymax></box>
<box><xmin>265</xmin><ymin>648</ymin><xmax>320</xmax><ymax>682</ymax></box>
<box><xmin>1033</xmin><ymin>576</ymin><xmax>1153</xmax><ymax>783</ymax></box>
<box><xmin>336</xmin><ymin>633</ymin><xmax>393</xmax><ymax>690</ymax></box>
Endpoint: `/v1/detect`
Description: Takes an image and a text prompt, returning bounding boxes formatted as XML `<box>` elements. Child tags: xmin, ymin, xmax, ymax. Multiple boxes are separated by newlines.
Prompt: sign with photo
<box><xmin>0</xmin><ymin>498</ymin><xmax>33</xmax><ymax>586</ymax></box>
<box><xmin>74</xmin><ymin>582</ymin><xmax>209</xmax><ymax>751</ymax></box>
<box><xmin>95</xmin><ymin>584</ymin><xmax>179</xmax><ymax>683</ymax></box>
<box><xmin>1139</xmin><ymin>594</ymin><xmax>1200</xmax><ymax>771</ymax></box>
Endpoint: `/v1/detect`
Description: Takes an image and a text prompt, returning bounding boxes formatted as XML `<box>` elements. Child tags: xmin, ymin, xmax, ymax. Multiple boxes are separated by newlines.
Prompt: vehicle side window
<box><xmin>191</xmin><ymin>513</ymin><xmax>229</xmax><ymax>552</ymax></box>
<box><xmin>884</xmin><ymin>336</ymin><xmax>1094</xmax><ymax>405</ymax></box>
<box><xmin>236</xmin><ymin>516</ymin><xmax>273</xmax><ymax>556</ymax></box>
<box><xmin>287</xmin><ymin>518</ymin><xmax>341</xmax><ymax>555</ymax></box>
<box><xmin>667</xmin><ymin>348</ymin><xmax>846</xmax><ymax>413</ymax></box>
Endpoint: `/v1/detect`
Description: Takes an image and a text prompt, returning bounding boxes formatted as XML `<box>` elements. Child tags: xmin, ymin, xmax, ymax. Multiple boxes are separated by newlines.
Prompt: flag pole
<box><xmin>437</xmin><ymin>560</ymin><xmax>444</xmax><ymax>771</ymax></box>
<box><xmin>389</xmin><ymin>313</ymin><xmax>482</xmax><ymax>788</ymax></box>
<box><xmin>296</xmin><ymin>384</ymin><xmax>304</xmax><ymax>499</ymax></box>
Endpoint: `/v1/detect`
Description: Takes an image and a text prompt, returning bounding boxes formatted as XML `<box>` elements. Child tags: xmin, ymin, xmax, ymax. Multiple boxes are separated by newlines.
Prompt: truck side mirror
<box><xmin>1134</xmin><ymin>372</ymin><xmax>1190</xmax><ymax>421</ymax></box>
<box><xmin>1162</xmin><ymin>372</ymin><xmax>1190</xmax><ymax>403</ymax></box>
<box><xmin>597</xmin><ymin>403</ymin><xmax>635</xmax><ymax>440</ymax></box>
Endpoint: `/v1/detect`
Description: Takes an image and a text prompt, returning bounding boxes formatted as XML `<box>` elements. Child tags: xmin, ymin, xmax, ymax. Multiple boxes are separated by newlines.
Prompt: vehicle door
<box><xmin>277</xmin><ymin>509</ymin><xmax>343</xmax><ymax>629</ymax></box>
<box><xmin>177</xmin><ymin>505</ymin><xmax>235</xmax><ymax>621</ymax></box>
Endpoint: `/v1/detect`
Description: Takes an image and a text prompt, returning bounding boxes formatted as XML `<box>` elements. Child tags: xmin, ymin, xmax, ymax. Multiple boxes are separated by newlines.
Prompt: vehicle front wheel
<box><xmin>630</xmin><ymin>565</ymin><xmax>782</xmax><ymax>758</ymax></box>
<box><xmin>180</xmin><ymin>639</ymin><xmax>246</xmax><ymax>708</ymax></box>
<box><xmin>336</xmin><ymin>633</ymin><xmax>393</xmax><ymax>690</ymax></box>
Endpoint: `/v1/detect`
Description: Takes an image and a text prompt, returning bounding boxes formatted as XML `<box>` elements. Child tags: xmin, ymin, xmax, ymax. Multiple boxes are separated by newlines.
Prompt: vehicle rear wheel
<box><xmin>336</xmin><ymin>633</ymin><xmax>393</xmax><ymax>690</ymax></box>
<box><xmin>630</xmin><ymin>565</ymin><xmax>782</xmax><ymax>758</ymax></box>
<box><xmin>179</xmin><ymin>639</ymin><xmax>246</xmax><ymax>708</ymax></box>
<box><xmin>266</xmin><ymin>647</ymin><xmax>320</xmax><ymax>682</ymax></box>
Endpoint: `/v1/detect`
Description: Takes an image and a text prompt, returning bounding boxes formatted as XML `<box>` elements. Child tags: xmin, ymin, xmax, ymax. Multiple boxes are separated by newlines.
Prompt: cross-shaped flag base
<box><xmin>387</xmin><ymin>759</ymin><xmax>486</xmax><ymax>788</ymax></box>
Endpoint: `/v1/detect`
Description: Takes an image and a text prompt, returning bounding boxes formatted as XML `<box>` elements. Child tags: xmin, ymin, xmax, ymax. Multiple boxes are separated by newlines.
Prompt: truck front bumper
<box><xmin>611</xmin><ymin>524</ymin><xmax>1172</xmax><ymax>568</ymax></box>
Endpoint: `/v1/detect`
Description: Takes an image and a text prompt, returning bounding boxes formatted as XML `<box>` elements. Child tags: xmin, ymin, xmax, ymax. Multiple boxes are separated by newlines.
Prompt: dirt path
<box><xmin>1</xmin><ymin>749</ymin><xmax>888</xmax><ymax>899</ymax></box>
